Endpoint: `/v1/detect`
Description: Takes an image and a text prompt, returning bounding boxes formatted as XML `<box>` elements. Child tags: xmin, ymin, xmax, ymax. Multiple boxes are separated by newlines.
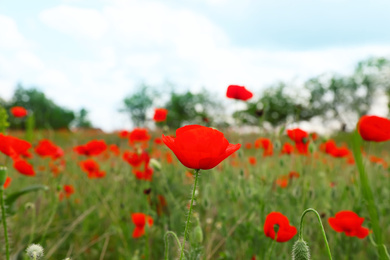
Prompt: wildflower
<box><xmin>264</xmin><ymin>212</ymin><xmax>297</xmax><ymax>242</ymax></box>
<box><xmin>0</xmin><ymin>133</ymin><xmax>31</xmax><ymax>159</ymax></box>
<box><xmin>328</xmin><ymin>211</ymin><xmax>369</xmax><ymax>239</ymax></box>
<box><xmin>281</xmin><ymin>142</ymin><xmax>294</xmax><ymax>155</ymax></box>
<box><xmin>118</xmin><ymin>130</ymin><xmax>129</xmax><ymax>138</ymax></box>
<box><xmin>129</xmin><ymin>128</ymin><xmax>151</xmax><ymax>144</ymax></box>
<box><xmin>131</xmin><ymin>213</ymin><xmax>153</xmax><ymax>238</ymax></box>
<box><xmin>10</xmin><ymin>106</ymin><xmax>28</xmax><ymax>118</ymax></box>
<box><xmin>358</xmin><ymin>115</ymin><xmax>390</xmax><ymax>142</ymax></box>
<box><xmin>74</xmin><ymin>140</ymin><xmax>107</xmax><ymax>156</ymax></box>
<box><xmin>287</xmin><ymin>129</ymin><xmax>309</xmax><ymax>155</ymax></box>
<box><xmin>248</xmin><ymin>156</ymin><xmax>257</xmax><ymax>165</ymax></box>
<box><xmin>123</xmin><ymin>150</ymin><xmax>149</xmax><ymax>168</ymax></box>
<box><xmin>226</xmin><ymin>85</ymin><xmax>253</xmax><ymax>101</ymax></box>
<box><xmin>162</xmin><ymin>125</ymin><xmax>241</xmax><ymax>170</ymax></box>
<box><xmin>26</xmin><ymin>244</ymin><xmax>44</xmax><ymax>259</ymax></box>
<box><xmin>3</xmin><ymin>176</ymin><xmax>11</xmax><ymax>189</ymax></box>
<box><xmin>153</xmin><ymin>108</ymin><xmax>168</xmax><ymax>122</ymax></box>
<box><xmin>13</xmin><ymin>158</ymin><xmax>35</xmax><ymax>176</ymax></box>
<box><xmin>79</xmin><ymin>159</ymin><xmax>106</xmax><ymax>178</ymax></box>
<box><xmin>35</xmin><ymin>139</ymin><xmax>64</xmax><ymax>159</ymax></box>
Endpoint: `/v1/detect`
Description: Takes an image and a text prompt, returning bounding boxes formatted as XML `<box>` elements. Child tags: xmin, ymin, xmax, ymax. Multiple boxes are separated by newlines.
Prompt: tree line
<box><xmin>1</xmin><ymin>57</ymin><xmax>389</xmax><ymax>131</ymax></box>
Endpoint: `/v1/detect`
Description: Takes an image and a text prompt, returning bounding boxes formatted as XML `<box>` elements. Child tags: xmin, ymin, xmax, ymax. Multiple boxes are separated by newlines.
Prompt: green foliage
<box><xmin>121</xmin><ymin>84</ymin><xmax>154</xmax><ymax>127</ymax></box>
<box><xmin>4</xmin><ymin>84</ymin><xmax>75</xmax><ymax>130</ymax></box>
<box><xmin>73</xmin><ymin>108</ymin><xmax>93</xmax><ymax>128</ymax></box>
<box><xmin>0</xmin><ymin>105</ymin><xmax>10</xmax><ymax>133</ymax></box>
<box><xmin>3</xmin><ymin>185</ymin><xmax>48</xmax><ymax>216</ymax></box>
<box><xmin>164</xmin><ymin>89</ymin><xmax>221</xmax><ymax>129</ymax></box>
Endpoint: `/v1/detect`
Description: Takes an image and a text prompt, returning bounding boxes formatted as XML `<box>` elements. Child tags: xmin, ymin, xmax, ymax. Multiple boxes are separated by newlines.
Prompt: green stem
<box><xmin>0</xmin><ymin>187</ymin><xmax>10</xmax><ymax>260</ymax></box>
<box><xmin>39</xmin><ymin>189</ymin><xmax>60</xmax><ymax>245</ymax></box>
<box><xmin>266</xmin><ymin>235</ymin><xmax>277</xmax><ymax>260</ymax></box>
<box><xmin>179</xmin><ymin>169</ymin><xmax>200</xmax><ymax>260</ymax></box>
<box><xmin>352</xmin><ymin>131</ymin><xmax>390</xmax><ymax>260</ymax></box>
<box><xmin>164</xmin><ymin>231</ymin><xmax>182</xmax><ymax>260</ymax></box>
<box><xmin>299</xmin><ymin>208</ymin><xmax>332</xmax><ymax>260</ymax></box>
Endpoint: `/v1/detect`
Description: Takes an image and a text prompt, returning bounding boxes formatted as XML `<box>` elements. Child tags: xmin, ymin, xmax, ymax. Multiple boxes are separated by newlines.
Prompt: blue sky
<box><xmin>1</xmin><ymin>0</ymin><xmax>390</xmax><ymax>131</ymax></box>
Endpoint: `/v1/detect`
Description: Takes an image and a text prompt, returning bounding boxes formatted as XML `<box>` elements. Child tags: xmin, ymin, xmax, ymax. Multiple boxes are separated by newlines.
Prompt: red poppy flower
<box><xmin>276</xmin><ymin>176</ymin><xmax>288</xmax><ymax>188</ymax></box>
<box><xmin>79</xmin><ymin>159</ymin><xmax>105</xmax><ymax>178</ymax></box>
<box><xmin>248</xmin><ymin>156</ymin><xmax>257</xmax><ymax>165</ymax></box>
<box><xmin>226</xmin><ymin>85</ymin><xmax>253</xmax><ymax>101</ymax></box>
<box><xmin>3</xmin><ymin>176</ymin><xmax>11</xmax><ymax>189</ymax></box>
<box><xmin>129</xmin><ymin>128</ymin><xmax>151</xmax><ymax>144</ymax></box>
<box><xmin>123</xmin><ymin>150</ymin><xmax>150</xmax><ymax>168</ymax></box>
<box><xmin>133</xmin><ymin>166</ymin><xmax>153</xmax><ymax>181</ymax></box>
<box><xmin>63</xmin><ymin>185</ymin><xmax>75</xmax><ymax>198</ymax></box>
<box><xmin>245</xmin><ymin>143</ymin><xmax>252</xmax><ymax>149</ymax></box>
<box><xmin>0</xmin><ymin>133</ymin><xmax>32</xmax><ymax>159</ymax></box>
<box><xmin>328</xmin><ymin>211</ymin><xmax>369</xmax><ymax>239</ymax></box>
<box><xmin>288</xmin><ymin>171</ymin><xmax>300</xmax><ymax>179</ymax></box>
<box><xmin>358</xmin><ymin>115</ymin><xmax>390</xmax><ymax>142</ymax></box>
<box><xmin>74</xmin><ymin>140</ymin><xmax>107</xmax><ymax>156</ymax></box>
<box><xmin>280</xmin><ymin>142</ymin><xmax>294</xmax><ymax>155</ymax></box>
<box><xmin>35</xmin><ymin>139</ymin><xmax>64</xmax><ymax>159</ymax></box>
<box><xmin>13</xmin><ymin>159</ymin><xmax>36</xmax><ymax>176</ymax></box>
<box><xmin>131</xmin><ymin>213</ymin><xmax>153</xmax><ymax>238</ymax></box>
<box><xmin>154</xmin><ymin>138</ymin><xmax>163</xmax><ymax>145</ymax></box>
<box><xmin>153</xmin><ymin>108</ymin><xmax>168</xmax><ymax>122</ymax></box>
<box><xmin>287</xmin><ymin>128</ymin><xmax>309</xmax><ymax>155</ymax></box>
<box><xmin>118</xmin><ymin>130</ymin><xmax>129</xmax><ymax>139</ymax></box>
<box><xmin>10</xmin><ymin>106</ymin><xmax>28</xmax><ymax>118</ymax></box>
<box><xmin>162</xmin><ymin>125</ymin><xmax>241</xmax><ymax>170</ymax></box>
<box><xmin>109</xmin><ymin>144</ymin><xmax>120</xmax><ymax>156</ymax></box>
<box><xmin>263</xmin><ymin>212</ymin><xmax>297</xmax><ymax>242</ymax></box>
<box><xmin>254</xmin><ymin>138</ymin><xmax>273</xmax><ymax>157</ymax></box>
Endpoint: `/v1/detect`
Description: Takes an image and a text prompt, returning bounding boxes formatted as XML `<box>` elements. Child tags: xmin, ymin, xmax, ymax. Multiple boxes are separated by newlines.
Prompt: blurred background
<box><xmin>1</xmin><ymin>0</ymin><xmax>390</xmax><ymax>132</ymax></box>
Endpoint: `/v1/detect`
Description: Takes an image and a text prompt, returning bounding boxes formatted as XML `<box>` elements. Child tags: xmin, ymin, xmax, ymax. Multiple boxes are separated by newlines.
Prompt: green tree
<box><xmin>5</xmin><ymin>84</ymin><xmax>75</xmax><ymax>129</ymax></box>
<box><xmin>73</xmin><ymin>108</ymin><xmax>93</xmax><ymax>128</ymax></box>
<box><xmin>164</xmin><ymin>89</ymin><xmax>222</xmax><ymax>129</ymax></box>
<box><xmin>121</xmin><ymin>84</ymin><xmax>154</xmax><ymax>127</ymax></box>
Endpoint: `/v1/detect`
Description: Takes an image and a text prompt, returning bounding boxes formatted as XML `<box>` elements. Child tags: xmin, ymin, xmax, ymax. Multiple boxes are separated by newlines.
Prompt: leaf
<box><xmin>4</xmin><ymin>184</ymin><xmax>48</xmax><ymax>215</ymax></box>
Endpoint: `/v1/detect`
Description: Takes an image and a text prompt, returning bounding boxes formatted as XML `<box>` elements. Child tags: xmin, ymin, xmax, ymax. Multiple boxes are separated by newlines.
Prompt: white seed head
<box><xmin>26</xmin><ymin>244</ymin><xmax>44</xmax><ymax>259</ymax></box>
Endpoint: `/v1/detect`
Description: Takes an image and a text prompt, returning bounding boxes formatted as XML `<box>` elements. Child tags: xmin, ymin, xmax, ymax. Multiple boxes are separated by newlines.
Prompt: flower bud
<box><xmin>292</xmin><ymin>239</ymin><xmax>310</xmax><ymax>260</ymax></box>
<box><xmin>192</xmin><ymin>225</ymin><xmax>203</xmax><ymax>244</ymax></box>
<box><xmin>149</xmin><ymin>158</ymin><xmax>162</xmax><ymax>171</ymax></box>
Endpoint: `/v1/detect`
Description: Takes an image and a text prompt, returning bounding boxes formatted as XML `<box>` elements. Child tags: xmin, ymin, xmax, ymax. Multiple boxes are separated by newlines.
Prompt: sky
<box><xmin>1</xmin><ymin>0</ymin><xmax>390</xmax><ymax>132</ymax></box>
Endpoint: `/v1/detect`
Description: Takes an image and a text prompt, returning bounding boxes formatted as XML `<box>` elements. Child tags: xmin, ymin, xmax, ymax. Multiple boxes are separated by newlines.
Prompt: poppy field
<box><xmin>1</xmin><ymin>89</ymin><xmax>390</xmax><ymax>260</ymax></box>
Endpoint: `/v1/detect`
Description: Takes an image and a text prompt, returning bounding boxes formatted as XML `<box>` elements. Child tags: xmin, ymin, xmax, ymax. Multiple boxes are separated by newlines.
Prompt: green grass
<box><xmin>1</xmin><ymin>129</ymin><xmax>390</xmax><ymax>259</ymax></box>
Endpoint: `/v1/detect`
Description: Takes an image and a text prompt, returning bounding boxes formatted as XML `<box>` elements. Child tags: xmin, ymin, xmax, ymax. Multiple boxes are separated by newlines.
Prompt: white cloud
<box><xmin>0</xmin><ymin>15</ymin><xmax>27</xmax><ymax>49</ymax></box>
<box><xmin>39</xmin><ymin>5</ymin><xmax>108</xmax><ymax>39</ymax></box>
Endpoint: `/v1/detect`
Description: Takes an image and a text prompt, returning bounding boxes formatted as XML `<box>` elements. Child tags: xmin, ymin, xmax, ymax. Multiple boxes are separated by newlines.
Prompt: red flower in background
<box><xmin>0</xmin><ymin>134</ymin><xmax>31</xmax><ymax>159</ymax></box>
<box><xmin>109</xmin><ymin>144</ymin><xmax>120</xmax><ymax>156</ymax></box>
<box><xmin>35</xmin><ymin>139</ymin><xmax>64</xmax><ymax>159</ymax></box>
<box><xmin>131</xmin><ymin>213</ymin><xmax>153</xmax><ymax>238</ymax></box>
<box><xmin>162</xmin><ymin>125</ymin><xmax>241</xmax><ymax>170</ymax></box>
<box><xmin>133</xmin><ymin>166</ymin><xmax>153</xmax><ymax>181</ymax></box>
<box><xmin>287</xmin><ymin>128</ymin><xmax>309</xmax><ymax>155</ymax></box>
<box><xmin>248</xmin><ymin>156</ymin><xmax>257</xmax><ymax>165</ymax></box>
<box><xmin>118</xmin><ymin>130</ymin><xmax>129</xmax><ymax>139</ymax></box>
<box><xmin>129</xmin><ymin>128</ymin><xmax>151</xmax><ymax>144</ymax></box>
<box><xmin>13</xmin><ymin>159</ymin><xmax>35</xmax><ymax>176</ymax></box>
<box><xmin>3</xmin><ymin>176</ymin><xmax>11</xmax><ymax>189</ymax></box>
<box><xmin>74</xmin><ymin>140</ymin><xmax>107</xmax><ymax>156</ymax></box>
<box><xmin>280</xmin><ymin>142</ymin><xmax>294</xmax><ymax>155</ymax></box>
<box><xmin>123</xmin><ymin>150</ymin><xmax>150</xmax><ymax>168</ymax></box>
<box><xmin>153</xmin><ymin>108</ymin><xmax>168</xmax><ymax>122</ymax></box>
<box><xmin>358</xmin><ymin>115</ymin><xmax>390</xmax><ymax>142</ymax></box>
<box><xmin>328</xmin><ymin>211</ymin><xmax>369</xmax><ymax>239</ymax></box>
<box><xmin>10</xmin><ymin>106</ymin><xmax>28</xmax><ymax>118</ymax></box>
<box><xmin>79</xmin><ymin>159</ymin><xmax>106</xmax><ymax>178</ymax></box>
<box><xmin>226</xmin><ymin>85</ymin><xmax>253</xmax><ymax>101</ymax></box>
<box><xmin>64</xmin><ymin>185</ymin><xmax>75</xmax><ymax>198</ymax></box>
<box><xmin>254</xmin><ymin>138</ymin><xmax>273</xmax><ymax>157</ymax></box>
<box><xmin>264</xmin><ymin>212</ymin><xmax>297</xmax><ymax>242</ymax></box>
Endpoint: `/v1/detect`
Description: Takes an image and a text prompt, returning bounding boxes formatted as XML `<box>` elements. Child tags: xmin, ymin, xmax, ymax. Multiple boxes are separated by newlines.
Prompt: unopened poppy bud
<box><xmin>0</xmin><ymin>166</ymin><xmax>7</xmax><ymax>186</ymax></box>
<box><xmin>292</xmin><ymin>239</ymin><xmax>310</xmax><ymax>260</ymax></box>
<box><xmin>192</xmin><ymin>225</ymin><xmax>203</xmax><ymax>244</ymax></box>
<box><xmin>56</xmin><ymin>185</ymin><xmax>62</xmax><ymax>192</ymax></box>
<box><xmin>308</xmin><ymin>142</ymin><xmax>315</xmax><ymax>154</ymax></box>
<box><xmin>26</xmin><ymin>244</ymin><xmax>44</xmax><ymax>259</ymax></box>
<box><xmin>149</xmin><ymin>158</ymin><xmax>161</xmax><ymax>171</ymax></box>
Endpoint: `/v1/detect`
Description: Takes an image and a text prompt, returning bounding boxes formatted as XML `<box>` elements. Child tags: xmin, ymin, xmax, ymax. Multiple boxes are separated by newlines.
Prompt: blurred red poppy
<box><xmin>3</xmin><ymin>176</ymin><xmax>11</xmax><ymax>189</ymax></box>
<box><xmin>123</xmin><ymin>150</ymin><xmax>150</xmax><ymax>168</ymax></box>
<box><xmin>263</xmin><ymin>212</ymin><xmax>297</xmax><ymax>242</ymax></box>
<box><xmin>79</xmin><ymin>159</ymin><xmax>106</xmax><ymax>178</ymax></box>
<box><xmin>35</xmin><ymin>139</ymin><xmax>64</xmax><ymax>159</ymax></box>
<box><xmin>328</xmin><ymin>211</ymin><xmax>369</xmax><ymax>239</ymax></box>
<box><xmin>226</xmin><ymin>85</ymin><xmax>253</xmax><ymax>101</ymax></box>
<box><xmin>129</xmin><ymin>128</ymin><xmax>151</xmax><ymax>144</ymax></box>
<box><xmin>248</xmin><ymin>156</ymin><xmax>257</xmax><ymax>165</ymax></box>
<box><xmin>10</xmin><ymin>106</ymin><xmax>28</xmax><ymax>117</ymax></box>
<box><xmin>109</xmin><ymin>144</ymin><xmax>120</xmax><ymax>156</ymax></box>
<box><xmin>153</xmin><ymin>108</ymin><xmax>168</xmax><ymax>122</ymax></box>
<box><xmin>358</xmin><ymin>115</ymin><xmax>390</xmax><ymax>142</ymax></box>
<box><xmin>0</xmin><ymin>134</ymin><xmax>32</xmax><ymax>159</ymax></box>
<box><xmin>118</xmin><ymin>130</ymin><xmax>129</xmax><ymax>138</ymax></box>
<box><xmin>162</xmin><ymin>125</ymin><xmax>241</xmax><ymax>170</ymax></box>
<box><xmin>280</xmin><ymin>142</ymin><xmax>294</xmax><ymax>155</ymax></box>
<box><xmin>133</xmin><ymin>166</ymin><xmax>153</xmax><ymax>181</ymax></box>
<box><xmin>13</xmin><ymin>159</ymin><xmax>35</xmax><ymax>176</ymax></box>
<box><xmin>64</xmin><ymin>185</ymin><xmax>75</xmax><ymax>198</ymax></box>
<box><xmin>276</xmin><ymin>176</ymin><xmax>288</xmax><ymax>188</ymax></box>
<box><xmin>131</xmin><ymin>213</ymin><xmax>153</xmax><ymax>238</ymax></box>
<box><xmin>254</xmin><ymin>138</ymin><xmax>273</xmax><ymax>157</ymax></box>
<box><xmin>287</xmin><ymin>128</ymin><xmax>309</xmax><ymax>155</ymax></box>
<box><xmin>74</xmin><ymin>140</ymin><xmax>107</xmax><ymax>156</ymax></box>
